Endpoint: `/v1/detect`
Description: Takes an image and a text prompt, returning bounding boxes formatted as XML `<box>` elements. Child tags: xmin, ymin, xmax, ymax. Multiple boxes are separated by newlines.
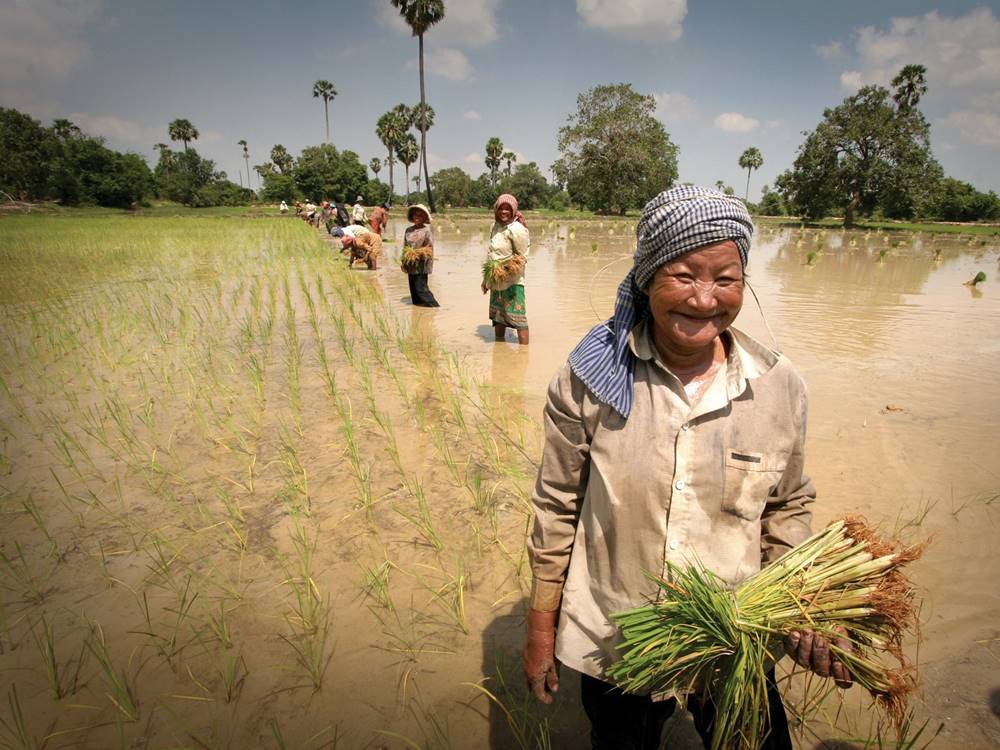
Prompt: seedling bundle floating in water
<box><xmin>608</xmin><ymin>517</ymin><xmax>925</xmax><ymax>750</ymax></box>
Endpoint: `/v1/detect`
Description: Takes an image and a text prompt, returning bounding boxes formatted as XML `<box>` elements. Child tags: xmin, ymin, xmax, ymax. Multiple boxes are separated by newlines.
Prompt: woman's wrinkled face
<box><xmin>496</xmin><ymin>204</ymin><xmax>513</xmax><ymax>223</ymax></box>
<box><xmin>647</xmin><ymin>240</ymin><xmax>744</xmax><ymax>355</ymax></box>
<box><xmin>410</xmin><ymin>209</ymin><xmax>428</xmax><ymax>226</ymax></box>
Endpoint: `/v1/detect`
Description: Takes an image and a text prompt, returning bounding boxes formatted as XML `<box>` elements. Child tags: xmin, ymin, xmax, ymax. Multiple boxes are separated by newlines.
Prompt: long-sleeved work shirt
<box><xmin>487</xmin><ymin>220</ymin><xmax>530</xmax><ymax>288</ymax></box>
<box><xmin>527</xmin><ymin>321</ymin><xmax>815</xmax><ymax>683</ymax></box>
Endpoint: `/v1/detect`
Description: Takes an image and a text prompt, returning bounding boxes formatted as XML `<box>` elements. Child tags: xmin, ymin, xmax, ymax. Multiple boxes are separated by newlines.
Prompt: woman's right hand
<box><xmin>481</xmin><ymin>282</ymin><xmax>488</xmax><ymax>294</ymax></box>
<box><xmin>522</xmin><ymin>609</ymin><xmax>560</xmax><ymax>704</ymax></box>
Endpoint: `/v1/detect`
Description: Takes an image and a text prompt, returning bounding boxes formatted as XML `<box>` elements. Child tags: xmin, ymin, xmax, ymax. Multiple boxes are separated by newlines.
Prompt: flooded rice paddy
<box><xmin>0</xmin><ymin>212</ymin><xmax>998</xmax><ymax>748</ymax></box>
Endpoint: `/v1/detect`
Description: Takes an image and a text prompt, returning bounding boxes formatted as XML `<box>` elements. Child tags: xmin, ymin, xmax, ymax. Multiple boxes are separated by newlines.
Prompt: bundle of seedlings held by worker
<box><xmin>608</xmin><ymin>517</ymin><xmax>925</xmax><ymax>750</ymax></box>
<box><xmin>482</xmin><ymin>254</ymin><xmax>526</xmax><ymax>289</ymax></box>
<box><xmin>400</xmin><ymin>245</ymin><xmax>433</xmax><ymax>271</ymax></box>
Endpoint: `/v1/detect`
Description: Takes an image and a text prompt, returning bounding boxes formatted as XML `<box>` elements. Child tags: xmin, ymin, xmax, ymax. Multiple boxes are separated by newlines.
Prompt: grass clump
<box><xmin>608</xmin><ymin>517</ymin><xmax>925</xmax><ymax>750</ymax></box>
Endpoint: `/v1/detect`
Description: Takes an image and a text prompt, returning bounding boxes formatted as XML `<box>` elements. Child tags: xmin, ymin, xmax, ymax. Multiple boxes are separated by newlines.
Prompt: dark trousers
<box><xmin>407</xmin><ymin>273</ymin><xmax>439</xmax><ymax>307</ymax></box>
<box><xmin>581</xmin><ymin>670</ymin><xmax>792</xmax><ymax>750</ymax></box>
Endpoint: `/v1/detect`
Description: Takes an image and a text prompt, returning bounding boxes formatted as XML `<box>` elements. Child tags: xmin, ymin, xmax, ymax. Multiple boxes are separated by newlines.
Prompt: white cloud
<box><xmin>939</xmin><ymin>110</ymin><xmax>1000</xmax><ymax>147</ymax></box>
<box><xmin>840</xmin><ymin>70</ymin><xmax>865</xmax><ymax>91</ymax></box>
<box><xmin>0</xmin><ymin>0</ymin><xmax>104</xmax><ymax>109</ymax></box>
<box><xmin>406</xmin><ymin>47</ymin><xmax>474</xmax><ymax>81</ymax></box>
<box><xmin>464</xmin><ymin>152</ymin><xmax>482</xmax><ymax>164</ymax></box>
<box><xmin>463</xmin><ymin>110</ymin><xmax>482</xmax><ymax>121</ymax></box>
<box><xmin>376</xmin><ymin>0</ymin><xmax>500</xmax><ymax>47</ymax></box>
<box><xmin>814</xmin><ymin>41</ymin><xmax>843</xmax><ymax>60</ymax></box>
<box><xmin>764</xmin><ymin>119</ymin><xmax>783</xmax><ymax>131</ymax></box>
<box><xmin>653</xmin><ymin>91</ymin><xmax>698</xmax><ymax>124</ymax></box>
<box><xmin>713</xmin><ymin>112</ymin><xmax>760</xmax><ymax>133</ymax></box>
<box><xmin>576</xmin><ymin>0</ymin><xmax>686</xmax><ymax>43</ymax></box>
<box><xmin>843</xmin><ymin>8</ymin><xmax>1000</xmax><ymax>91</ymax></box>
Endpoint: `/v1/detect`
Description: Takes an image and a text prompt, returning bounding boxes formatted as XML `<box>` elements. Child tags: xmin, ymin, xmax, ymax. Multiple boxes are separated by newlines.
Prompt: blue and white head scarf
<box><xmin>568</xmin><ymin>186</ymin><xmax>754</xmax><ymax>419</ymax></box>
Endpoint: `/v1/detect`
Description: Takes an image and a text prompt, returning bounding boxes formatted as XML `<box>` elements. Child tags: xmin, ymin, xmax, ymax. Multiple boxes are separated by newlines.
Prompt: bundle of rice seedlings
<box><xmin>400</xmin><ymin>245</ymin><xmax>433</xmax><ymax>271</ymax></box>
<box><xmin>482</xmin><ymin>254</ymin><xmax>526</xmax><ymax>289</ymax></box>
<box><xmin>608</xmin><ymin>517</ymin><xmax>924</xmax><ymax>750</ymax></box>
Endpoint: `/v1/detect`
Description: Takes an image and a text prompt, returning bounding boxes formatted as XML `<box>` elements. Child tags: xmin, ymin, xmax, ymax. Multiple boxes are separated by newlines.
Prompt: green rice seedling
<box><xmin>591</xmin><ymin>242</ymin><xmax>598</xmax><ymax>254</ymax></box>
<box><xmin>0</xmin><ymin>543</ymin><xmax>53</xmax><ymax>604</ymax></box>
<box><xmin>218</xmin><ymin>650</ymin><xmax>249</xmax><ymax>703</ymax></box>
<box><xmin>463</xmin><ymin>652</ymin><xmax>553</xmax><ymax>750</ymax></box>
<box><xmin>395</xmin><ymin>480</ymin><xmax>444</xmax><ymax>553</ymax></box>
<box><xmin>0</xmin><ymin>684</ymin><xmax>35</xmax><ymax>750</ymax></box>
<box><xmin>425</xmin><ymin>560</ymin><xmax>468</xmax><ymax>635</ymax></box>
<box><xmin>360</xmin><ymin>559</ymin><xmax>394</xmax><ymax>610</ymax></box>
<box><xmin>608</xmin><ymin>518</ymin><xmax>925</xmax><ymax>750</ymax></box>
<box><xmin>429</xmin><ymin>425</ymin><xmax>465</xmax><ymax>487</ymax></box>
<box><xmin>370</xmin><ymin>408</ymin><xmax>405</xmax><ymax>479</ymax></box>
<box><xmin>966</xmin><ymin>271</ymin><xmax>987</xmax><ymax>287</ymax></box>
<box><xmin>20</xmin><ymin>496</ymin><xmax>59</xmax><ymax>560</ymax></box>
<box><xmin>280</xmin><ymin>598</ymin><xmax>332</xmax><ymax>691</ymax></box>
<box><xmin>133</xmin><ymin>575</ymin><xmax>198</xmax><ymax>667</ymax></box>
<box><xmin>806</xmin><ymin>251</ymin><xmax>817</xmax><ymax>266</ymax></box>
<box><xmin>85</xmin><ymin>622</ymin><xmax>139</xmax><ymax>722</ymax></box>
<box><xmin>278</xmin><ymin>429</ymin><xmax>310</xmax><ymax>513</ymax></box>
<box><xmin>30</xmin><ymin>614</ymin><xmax>85</xmax><ymax>700</ymax></box>
<box><xmin>206</xmin><ymin>601</ymin><xmax>233</xmax><ymax>649</ymax></box>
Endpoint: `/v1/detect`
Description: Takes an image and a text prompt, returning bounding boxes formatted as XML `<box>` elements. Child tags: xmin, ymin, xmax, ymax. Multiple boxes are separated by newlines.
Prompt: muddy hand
<box><xmin>786</xmin><ymin>628</ymin><xmax>853</xmax><ymax>689</ymax></box>
<box><xmin>522</xmin><ymin>609</ymin><xmax>559</xmax><ymax>704</ymax></box>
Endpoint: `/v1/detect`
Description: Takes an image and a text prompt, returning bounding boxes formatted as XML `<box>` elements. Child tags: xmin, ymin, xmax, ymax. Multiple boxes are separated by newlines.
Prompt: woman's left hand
<box><xmin>785</xmin><ymin>628</ymin><xmax>853</xmax><ymax>688</ymax></box>
<box><xmin>481</xmin><ymin>282</ymin><xmax>488</xmax><ymax>294</ymax></box>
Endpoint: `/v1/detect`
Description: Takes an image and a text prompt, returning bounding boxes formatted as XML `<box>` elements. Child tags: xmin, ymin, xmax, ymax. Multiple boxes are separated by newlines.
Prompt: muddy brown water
<box><xmin>1</xmin><ymin>214</ymin><xmax>998</xmax><ymax>748</ymax></box>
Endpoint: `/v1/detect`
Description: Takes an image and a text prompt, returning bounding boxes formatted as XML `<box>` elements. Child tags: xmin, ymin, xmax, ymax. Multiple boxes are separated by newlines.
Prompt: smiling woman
<box><xmin>522</xmin><ymin>186</ymin><xmax>837</xmax><ymax>750</ymax></box>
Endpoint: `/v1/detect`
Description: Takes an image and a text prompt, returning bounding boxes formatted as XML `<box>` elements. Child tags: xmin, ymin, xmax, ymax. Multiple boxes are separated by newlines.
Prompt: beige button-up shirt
<box><xmin>527</xmin><ymin>321</ymin><xmax>815</xmax><ymax>682</ymax></box>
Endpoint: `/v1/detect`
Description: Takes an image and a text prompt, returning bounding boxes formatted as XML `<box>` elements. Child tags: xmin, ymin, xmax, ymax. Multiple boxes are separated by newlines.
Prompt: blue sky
<box><xmin>3</xmin><ymin>0</ymin><xmax>999</xmax><ymax>196</ymax></box>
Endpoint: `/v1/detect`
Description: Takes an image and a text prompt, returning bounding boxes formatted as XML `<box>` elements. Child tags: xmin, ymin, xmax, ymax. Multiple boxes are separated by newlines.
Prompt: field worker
<box><xmin>340</xmin><ymin>225</ymin><xmax>382</xmax><ymax>271</ymax></box>
<box><xmin>332</xmin><ymin>196</ymin><xmax>350</xmax><ymax>228</ymax></box>
<box><xmin>279</xmin><ymin>200</ymin><xmax>288</xmax><ymax>214</ymax></box>
<box><xmin>523</xmin><ymin>186</ymin><xmax>848</xmax><ymax>750</ymax></box>
<box><xmin>352</xmin><ymin>195</ymin><xmax>368</xmax><ymax>226</ymax></box>
<box><xmin>481</xmin><ymin>193</ymin><xmax>530</xmax><ymax>345</ymax></box>
<box><xmin>369</xmin><ymin>201</ymin><xmax>390</xmax><ymax>236</ymax></box>
<box><xmin>401</xmin><ymin>204</ymin><xmax>439</xmax><ymax>307</ymax></box>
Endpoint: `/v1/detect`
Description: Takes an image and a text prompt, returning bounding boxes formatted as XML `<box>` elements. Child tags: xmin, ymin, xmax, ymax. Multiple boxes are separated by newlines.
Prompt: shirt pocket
<box><xmin>722</xmin><ymin>448</ymin><xmax>787</xmax><ymax>521</ymax></box>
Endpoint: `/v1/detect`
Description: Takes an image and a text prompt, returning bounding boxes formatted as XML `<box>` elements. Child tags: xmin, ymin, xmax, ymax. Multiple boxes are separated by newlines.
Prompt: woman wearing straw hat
<box><xmin>401</xmin><ymin>204</ymin><xmax>439</xmax><ymax>307</ymax></box>
<box><xmin>522</xmin><ymin>186</ymin><xmax>849</xmax><ymax>749</ymax></box>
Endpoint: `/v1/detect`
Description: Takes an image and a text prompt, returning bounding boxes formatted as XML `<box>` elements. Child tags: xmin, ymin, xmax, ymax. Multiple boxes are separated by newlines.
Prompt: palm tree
<box><xmin>312</xmin><ymin>80</ymin><xmax>338</xmax><ymax>143</ymax></box>
<box><xmin>396</xmin><ymin>134</ymin><xmax>419</xmax><ymax>205</ymax></box>
<box><xmin>390</xmin><ymin>0</ymin><xmax>445</xmax><ymax>213</ymax></box>
<box><xmin>376</xmin><ymin>105</ymin><xmax>411</xmax><ymax>201</ymax></box>
<box><xmin>270</xmin><ymin>144</ymin><xmax>293</xmax><ymax>174</ymax></box>
<box><xmin>738</xmin><ymin>147</ymin><xmax>763</xmax><ymax>202</ymax></box>
<box><xmin>485</xmin><ymin>137</ymin><xmax>503</xmax><ymax>186</ymax></box>
<box><xmin>238</xmin><ymin>140</ymin><xmax>252</xmax><ymax>190</ymax></box>
<box><xmin>502</xmin><ymin>151</ymin><xmax>517</xmax><ymax>177</ymax></box>
<box><xmin>369</xmin><ymin>158</ymin><xmax>382</xmax><ymax>181</ymax></box>
<box><xmin>168</xmin><ymin>118</ymin><xmax>199</xmax><ymax>152</ymax></box>
<box><xmin>154</xmin><ymin>143</ymin><xmax>174</xmax><ymax>176</ymax></box>
<box><xmin>412</xmin><ymin>103</ymin><xmax>435</xmax><ymax>185</ymax></box>
<box><xmin>891</xmin><ymin>64</ymin><xmax>927</xmax><ymax>111</ymax></box>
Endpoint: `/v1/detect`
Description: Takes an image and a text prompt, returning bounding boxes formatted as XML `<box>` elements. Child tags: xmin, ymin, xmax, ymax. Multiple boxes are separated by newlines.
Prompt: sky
<box><xmin>3</xmin><ymin>0</ymin><xmax>1000</xmax><ymax>197</ymax></box>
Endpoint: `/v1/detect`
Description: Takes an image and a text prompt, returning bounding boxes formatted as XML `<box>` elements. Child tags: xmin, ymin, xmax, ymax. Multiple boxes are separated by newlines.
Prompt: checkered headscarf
<box><xmin>568</xmin><ymin>186</ymin><xmax>754</xmax><ymax>419</ymax></box>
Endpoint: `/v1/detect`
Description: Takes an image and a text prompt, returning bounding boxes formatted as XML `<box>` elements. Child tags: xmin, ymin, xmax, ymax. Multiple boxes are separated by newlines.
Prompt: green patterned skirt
<box><xmin>488</xmin><ymin>284</ymin><xmax>528</xmax><ymax>329</ymax></box>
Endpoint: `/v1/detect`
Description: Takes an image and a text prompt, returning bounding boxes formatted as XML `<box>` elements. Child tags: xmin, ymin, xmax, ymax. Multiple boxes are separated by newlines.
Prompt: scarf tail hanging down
<box><xmin>567</xmin><ymin>186</ymin><xmax>754</xmax><ymax>420</ymax></box>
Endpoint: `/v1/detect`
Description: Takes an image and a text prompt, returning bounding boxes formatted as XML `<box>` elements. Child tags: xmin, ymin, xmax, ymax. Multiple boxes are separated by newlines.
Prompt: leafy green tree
<box><xmin>293</xmin><ymin>143</ymin><xmax>367</xmax><ymax>202</ymax></box>
<box><xmin>260</xmin><ymin>171</ymin><xmax>297</xmax><ymax>203</ymax></box>
<box><xmin>738</xmin><ymin>147</ymin><xmax>763</xmax><ymax>201</ymax></box>
<box><xmin>485</xmin><ymin>137</ymin><xmax>503</xmax><ymax>186</ymax></box>
<box><xmin>167</xmin><ymin>118</ymin><xmax>199</xmax><ymax>152</ymax></box>
<box><xmin>471</xmin><ymin>173</ymin><xmax>500</xmax><ymax>207</ymax></box>
<box><xmin>776</xmin><ymin>71</ymin><xmax>940</xmax><ymax>226</ymax></box>
<box><xmin>430</xmin><ymin>166</ymin><xmax>474</xmax><ymax>206</ymax></box>
<box><xmin>270</xmin><ymin>144</ymin><xmax>294</xmax><ymax>174</ymax></box>
<box><xmin>504</xmin><ymin>161</ymin><xmax>551</xmax><ymax>210</ymax></box>
<box><xmin>502</xmin><ymin>151</ymin><xmax>517</xmax><ymax>177</ymax></box>
<box><xmin>395</xmin><ymin>134</ymin><xmax>419</xmax><ymax>205</ymax></box>
<box><xmin>390</xmin><ymin>0</ymin><xmax>445</xmax><ymax>213</ymax></box>
<box><xmin>929</xmin><ymin>178</ymin><xmax>1000</xmax><ymax>221</ymax></box>
<box><xmin>757</xmin><ymin>184</ymin><xmax>786</xmax><ymax>216</ymax></box>
<box><xmin>312</xmin><ymin>80</ymin><xmax>338</xmax><ymax>143</ymax></box>
<box><xmin>0</xmin><ymin>108</ymin><xmax>54</xmax><ymax>200</ymax></box>
<box><xmin>369</xmin><ymin>157</ymin><xmax>382</xmax><ymax>181</ymax></box>
<box><xmin>553</xmin><ymin>83</ymin><xmax>678</xmax><ymax>214</ymax></box>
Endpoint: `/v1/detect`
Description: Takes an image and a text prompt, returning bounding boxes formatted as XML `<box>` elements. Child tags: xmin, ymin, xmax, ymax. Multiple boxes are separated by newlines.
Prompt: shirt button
<box><xmin>674</xmin><ymin>480</ymin><xmax>686</xmax><ymax>491</ymax></box>
<box><xmin>669</xmin><ymin>539</ymin><xmax>679</xmax><ymax>551</ymax></box>
<box><xmin>682</xmin><ymin>422</ymin><xmax>690</xmax><ymax>431</ymax></box>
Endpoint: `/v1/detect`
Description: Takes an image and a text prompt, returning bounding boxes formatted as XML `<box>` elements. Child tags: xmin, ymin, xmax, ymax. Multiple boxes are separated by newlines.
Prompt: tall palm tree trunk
<box><xmin>404</xmin><ymin>165</ymin><xmax>411</xmax><ymax>205</ymax></box>
<box><xmin>745</xmin><ymin>170</ymin><xmax>751</xmax><ymax>202</ymax></box>
<box><xmin>324</xmin><ymin>102</ymin><xmax>330</xmax><ymax>144</ymax></box>
<box><xmin>387</xmin><ymin>148</ymin><xmax>395</xmax><ymax>201</ymax></box>
<box><xmin>245</xmin><ymin>157</ymin><xmax>252</xmax><ymax>193</ymax></box>
<box><xmin>419</xmin><ymin>33</ymin><xmax>435</xmax><ymax>213</ymax></box>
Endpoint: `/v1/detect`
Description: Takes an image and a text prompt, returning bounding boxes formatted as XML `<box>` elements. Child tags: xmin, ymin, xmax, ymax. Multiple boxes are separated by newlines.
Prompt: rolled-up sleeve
<box><xmin>760</xmin><ymin>385</ymin><xmax>815</xmax><ymax>564</ymax></box>
<box><xmin>527</xmin><ymin>365</ymin><xmax>592</xmax><ymax>610</ymax></box>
